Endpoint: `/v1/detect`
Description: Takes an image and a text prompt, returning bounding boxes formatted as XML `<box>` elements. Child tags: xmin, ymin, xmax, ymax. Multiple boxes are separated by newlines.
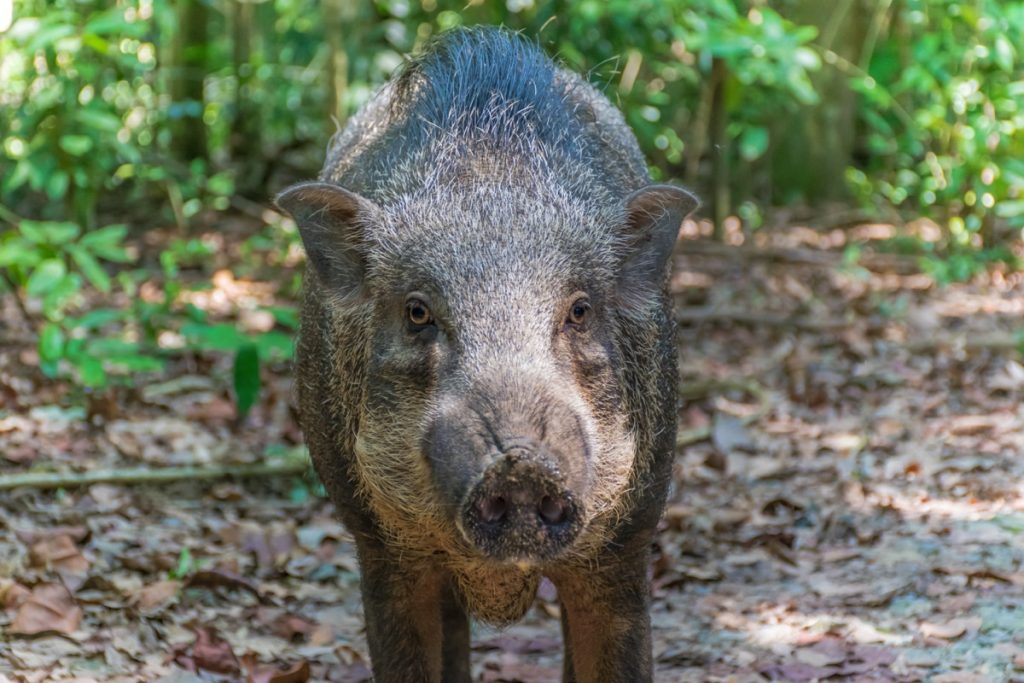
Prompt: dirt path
<box><xmin>2</xmin><ymin>233</ymin><xmax>1023</xmax><ymax>682</ymax></box>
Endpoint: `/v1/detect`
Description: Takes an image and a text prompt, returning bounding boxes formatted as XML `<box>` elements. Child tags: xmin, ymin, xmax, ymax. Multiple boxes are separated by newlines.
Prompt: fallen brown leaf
<box><xmin>29</xmin><ymin>534</ymin><xmax>90</xmax><ymax>575</ymax></box>
<box><xmin>945</xmin><ymin>415</ymin><xmax>998</xmax><ymax>436</ymax></box>
<box><xmin>246</xmin><ymin>660</ymin><xmax>311</xmax><ymax>683</ymax></box>
<box><xmin>16</xmin><ymin>525</ymin><xmax>89</xmax><ymax>545</ymax></box>
<box><xmin>309</xmin><ymin>623</ymin><xmax>335</xmax><ymax>647</ymax></box>
<box><xmin>177</xmin><ymin>626</ymin><xmax>239</xmax><ymax>675</ymax></box>
<box><xmin>0</xmin><ymin>579</ymin><xmax>31</xmax><ymax>610</ymax></box>
<box><xmin>762</xmin><ymin>661</ymin><xmax>841</xmax><ymax>682</ymax></box>
<box><xmin>474</xmin><ymin>635</ymin><xmax>561</xmax><ymax>655</ymax></box>
<box><xmin>920</xmin><ymin>617</ymin><xmax>983</xmax><ymax>640</ymax></box>
<box><xmin>135</xmin><ymin>579</ymin><xmax>181</xmax><ymax>611</ymax></box>
<box><xmin>794</xmin><ymin>638</ymin><xmax>846</xmax><ymax>667</ymax></box>
<box><xmin>9</xmin><ymin>583</ymin><xmax>82</xmax><ymax>636</ymax></box>
<box><xmin>273</xmin><ymin>613</ymin><xmax>316</xmax><ymax>642</ymax></box>
<box><xmin>931</xmin><ymin>673</ymin><xmax>994</xmax><ymax>683</ymax></box>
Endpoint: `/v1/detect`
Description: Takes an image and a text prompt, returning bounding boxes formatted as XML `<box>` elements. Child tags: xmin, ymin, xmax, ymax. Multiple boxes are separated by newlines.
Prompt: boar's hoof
<box><xmin>463</xmin><ymin>449</ymin><xmax>581</xmax><ymax>562</ymax></box>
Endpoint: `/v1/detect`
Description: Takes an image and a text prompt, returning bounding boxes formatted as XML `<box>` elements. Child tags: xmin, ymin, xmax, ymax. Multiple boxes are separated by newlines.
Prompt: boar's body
<box><xmin>282</xmin><ymin>27</ymin><xmax>695</xmax><ymax>683</ymax></box>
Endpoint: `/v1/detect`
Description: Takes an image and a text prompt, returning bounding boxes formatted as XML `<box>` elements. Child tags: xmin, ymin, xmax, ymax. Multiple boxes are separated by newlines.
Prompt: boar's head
<box><xmin>278</xmin><ymin>175</ymin><xmax>696</xmax><ymax>564</ymax></box>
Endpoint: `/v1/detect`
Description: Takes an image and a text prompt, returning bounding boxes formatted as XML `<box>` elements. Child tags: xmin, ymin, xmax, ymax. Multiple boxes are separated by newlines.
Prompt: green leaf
<box><xmin>75</xmin><ymin>356</ymin><xmax>107</xmax><ymax>387</ymax></box>
<box><xmin>90</xmin><ymin>244</ymin><xmax>133</xmax><ymax>263</ymax></box>
<box><xmin>0</xmin><ymin>239</ymin><xmax>42</xmax><ymax>269</ymax></box>
<box><xmin>21</xmin><ymin>221</ymin><xmax>80</xmax><ymax>246</ymax></box>
<box><xmin>46</xmin><ymin>171</ymin><xmax>69</xmax><ymax>200</ymax></box>
<box><xmin>75</xmin><ymin>108</ymin><xmax>123</xmax><ymax>134</ymax></box>
<box><xmin>39</xmin><ymin>323</ymin><xmax>65</xmax><ymax>363</ymax></box>
<box><xmin>793</xmin><ymin>46</ymin><xmax>821</xmax><ymax>70</ymax></box>
<box><xmin>206</xmin><ymin>172</ymin><xmax>234</xmax><ymax>197</ymax></box>
<box><xmin>42</xmin><ymin>274</ymin><xmax>82</xmax><ymax>319</ymax></box>
<box><xmin>26</xmin><ymin>259</ymin><xmax>67</xmax><ymax>297</ymax></box>
<box><xmin>264</xmin><ymin>306</ymin><xmax>299</xmax><ymax>330</ymax></box>
<box><xmin>995</xmin><ymin>200</ymin><xmax>1024</xmax><ymax>218</ymax></box>
<box><xmin>170</xmin><ymin>547</ymin><xmax>193</xmax><ymax>579</ymax></box>
<box><xmin>85</xmin><ymin>7</ymin><xmax>145</xmax><ymax>37</ymax></box>
<box><xmin>994</xmin><ymin>35</ymin><xmax>1015</xmax><ymax>73</ymax></box>
<box><xmin>233</xmin><ymin>344</ymin><xmax>261</xmax><ymax>419</ymax></box>
<box><xmin>104</xmin><ymin>354</ymin><xmax>165</xmax><ymax>372</ymax></box>
<box><xmin>256</xmin><ymin>331</ymin><xmax>294</xmax><ymax>361</ymax></box>
<box><xmin>739</xmin><ymin>126</ymin><xmax>770</xmax><ymax>161</ymax></box>
<box><xmin>66</xmin><ymin>308</ymin><xmax>127</xmax><ymax>330</ymax></box>
<box><xmin>84</xmin><ymin>338</ymin><xmax>139</xmax><ymax>357</ymax></box>
<box><xmin>3</xmin><ymin>159</ymin><xmax>31</xmax><ymax>194</ymax></box>
<box><xmin>182</xmin><ymin>323</ymin><xmax>248</xmax><ymax>351</ymax></box>
<box><xmin>59</xmin><ymin>135</ymin><xmax>94</xmax><ymax>157</ymax></box>
<box><xmin>80</xmin><ymin>224</ymin><xmax>128</xmax><ymax>249</ymax></box>
<box><xmin>68</xmin><ymin>245</ymin><xmax>111</xmax><ymax>293</ymax></box>
<box><xmin>28</xmin><ymin>22</ymin><xmax>75</xmax><ymax>51</ymax></box>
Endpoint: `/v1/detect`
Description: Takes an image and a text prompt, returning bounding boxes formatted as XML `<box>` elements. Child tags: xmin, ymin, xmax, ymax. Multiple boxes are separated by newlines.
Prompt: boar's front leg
<box><xmin>440</xmin><ymin>576</ymin><xmax>472</xmax><ymax>683</ymax></box>
<box><xmin>359</xmin><ymin>540</ymin><xmax>454</xmax><ymax>683</ymax></box>
<box><xmin>554</xmin><ymin>556</ymin><xmax>653</xmax><ymax>683</ymax></box>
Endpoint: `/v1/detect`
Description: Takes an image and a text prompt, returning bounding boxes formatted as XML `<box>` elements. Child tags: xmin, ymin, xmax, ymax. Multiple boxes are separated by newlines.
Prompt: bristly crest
<box><xmin>390</xmin><ymin>26</ymin><xmax>586</xmax><ymax>155</ymax></box>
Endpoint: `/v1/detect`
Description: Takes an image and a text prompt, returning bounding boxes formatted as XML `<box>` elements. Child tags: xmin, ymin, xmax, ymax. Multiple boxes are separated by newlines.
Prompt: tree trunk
<box><xmin>768</xmin><ymin>0</ymin><xmax>868</xmax><ymax>204</ymax></box>
<box><xmin>709</xmin><ymin>57</ymin><xmax>730</xmax><ymax>240</ymax></box>
<box><xmin>230</xmin><ymin>0</ymin><xmax>255</xmax><ymax>165</ymax></box>
<box><xmin>168</xmin><ymin>0</ymin><xmax>209</xmax><ymax>162</ymax></box>
<box><xmin>323</xmin><ymin>0</ymin><xmax>364</xmax><ymax>132</ymax></box>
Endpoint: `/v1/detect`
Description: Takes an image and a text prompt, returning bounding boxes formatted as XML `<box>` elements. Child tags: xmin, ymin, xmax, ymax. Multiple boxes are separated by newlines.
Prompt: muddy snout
<box><xmin>462</xmin><ymin>446</ymin><xmax>582</xmax><ymax>562</ymax></box>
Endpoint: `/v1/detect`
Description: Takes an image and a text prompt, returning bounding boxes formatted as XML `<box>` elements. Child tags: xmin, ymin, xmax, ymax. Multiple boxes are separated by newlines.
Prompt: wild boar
<box><xmin>277</xmin><ymin>26</ymin><xmax>697</xmax><ymax>682</ymax></box>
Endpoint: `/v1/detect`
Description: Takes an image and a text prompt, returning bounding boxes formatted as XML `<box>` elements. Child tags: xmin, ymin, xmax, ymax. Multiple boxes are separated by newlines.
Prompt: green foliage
<box><xmin>353</xmin><ymin>0</ymin><xmax>822</xmax><ymax>178</ymax></box>
<box><xmin>0</xmin><ymin>3</ymin><xmax>155</xmax><ymax>225</ymax></box>
<box><xmin>233</xmin><ymin>343</ymin><xmax>261</xmax><ymax>420</ymax></box>
<box><xmin>170</xmin><ymin>547</ymin><xmax>194</xmax><ymax>579</ymax></box>
<box><xmin>1</xmin><ymin>0</ymin><xmax>1023</xmax><ymax>404</ymax></box>
<box><xmin>0</xmin><ymin>219</ymin><xmax>130</xmax><ymax>378</ymax></box>
<box><xmin>920</xmin><ymin>246</ymin><xmax>1019</xmax><ymax>285</ymax></box>
<box><xmin>853</xmin><ymin>0</ymin><xmax>1024</xmax><ymax>241</ymax></box>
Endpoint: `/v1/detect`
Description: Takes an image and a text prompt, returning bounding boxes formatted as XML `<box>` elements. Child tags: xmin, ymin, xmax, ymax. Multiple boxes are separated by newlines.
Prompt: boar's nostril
<box><xmin>479</xmin><ymin>496</ymin><xmax>508</xmax><ymax>524</ymax></box>
<box><xmin>538</xmin><ymin>495</ymin><xmax>567</xmax><ymax>525</ymax></box>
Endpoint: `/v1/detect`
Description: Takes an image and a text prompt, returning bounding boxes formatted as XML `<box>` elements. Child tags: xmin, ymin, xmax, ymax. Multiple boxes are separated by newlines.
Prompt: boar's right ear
<box><xmin>618</xmin><ymin>184</ymin><xmax>699</xmax><ymax>293</ymax></box>
<box><xmin>275</xmin><ymin>181</ymin><xmax>377</xmax><ymax>301</ymax></box>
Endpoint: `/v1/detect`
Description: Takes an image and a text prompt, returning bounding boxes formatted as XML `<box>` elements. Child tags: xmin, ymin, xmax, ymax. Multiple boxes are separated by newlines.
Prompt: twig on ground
<box><xmin>680</xmin><ymin>240</ymin><xmax>919</xmax><ymax>274</ymax></box>
<box><xmin>0</xmin><ymin>458</ymin><xmax>309</xmax><ymax>491</ymax></box>
<box><xmin>676</xmin><ymin>307</ymin><xmax>850</xmax><ymax>331</ymax></box>
<box><xmin>903</xmin><ymin>333</ymin><xmax>1021</xmax><ymax>354</ymax></box>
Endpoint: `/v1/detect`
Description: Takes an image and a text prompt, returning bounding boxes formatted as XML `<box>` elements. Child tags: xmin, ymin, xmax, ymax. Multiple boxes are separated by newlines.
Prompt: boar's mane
<box><xmin>322</xmin><ymin>27</ymin><xmax>649</xmax><ymax>205</ymax></box>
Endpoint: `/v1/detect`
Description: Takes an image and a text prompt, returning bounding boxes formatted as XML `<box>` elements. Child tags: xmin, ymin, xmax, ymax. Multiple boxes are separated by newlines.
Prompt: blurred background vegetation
<box><xmin>1</xmin><ymin>0</ymin><xmax>1022</xmax><ymax>410</ymax></box>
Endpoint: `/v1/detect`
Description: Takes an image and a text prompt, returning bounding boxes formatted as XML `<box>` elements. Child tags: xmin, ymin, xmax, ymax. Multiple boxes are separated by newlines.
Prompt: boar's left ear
<box><xmin>275</xmin><ymin>181</ymin><xmax>380</xmax><ymax>301</ymax></box>
<box><xmin>618</xmin><ymin>184</ymin><xmax>699</xmax><ymax>291</ymax></box>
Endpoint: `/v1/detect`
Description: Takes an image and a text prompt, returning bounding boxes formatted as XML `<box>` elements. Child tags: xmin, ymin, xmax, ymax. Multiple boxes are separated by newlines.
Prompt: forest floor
<box><xmin>2</xmin><ymin>217</ymin><xmax>1024</xmax><ymax>683</ymax></box>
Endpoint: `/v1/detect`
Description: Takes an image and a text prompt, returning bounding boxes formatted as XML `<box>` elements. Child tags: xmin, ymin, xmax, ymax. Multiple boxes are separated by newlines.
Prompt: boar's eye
<box><xmin>565</xmin><ymin>295</ymin><xmax>591</xmax><ymax>329</ymax></box>
<box><xmin>405</xmin><ymin>297</ymin><xmax>434</xmax><ymax>331</ymax></box>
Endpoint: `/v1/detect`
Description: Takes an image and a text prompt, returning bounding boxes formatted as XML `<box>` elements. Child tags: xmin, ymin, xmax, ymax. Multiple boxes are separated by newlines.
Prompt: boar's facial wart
<box><xmin>275</xmin><ymin>181</ymin><xmax>380</xmax><ymax>303</ymax></box>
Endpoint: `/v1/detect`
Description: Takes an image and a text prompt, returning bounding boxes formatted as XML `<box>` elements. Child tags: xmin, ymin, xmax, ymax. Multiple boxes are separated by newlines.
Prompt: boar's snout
<box><xmin>462</xmin><ymin>444</ymin><xmax>582</xmax><ymax>562</ymax></box>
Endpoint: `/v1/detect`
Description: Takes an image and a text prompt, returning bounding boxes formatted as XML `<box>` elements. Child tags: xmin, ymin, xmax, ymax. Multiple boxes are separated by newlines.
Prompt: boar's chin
<box><xmin>453</xmin><ymin>561</ymin><xmax>539</xmax><ymax>626</ymax></box>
